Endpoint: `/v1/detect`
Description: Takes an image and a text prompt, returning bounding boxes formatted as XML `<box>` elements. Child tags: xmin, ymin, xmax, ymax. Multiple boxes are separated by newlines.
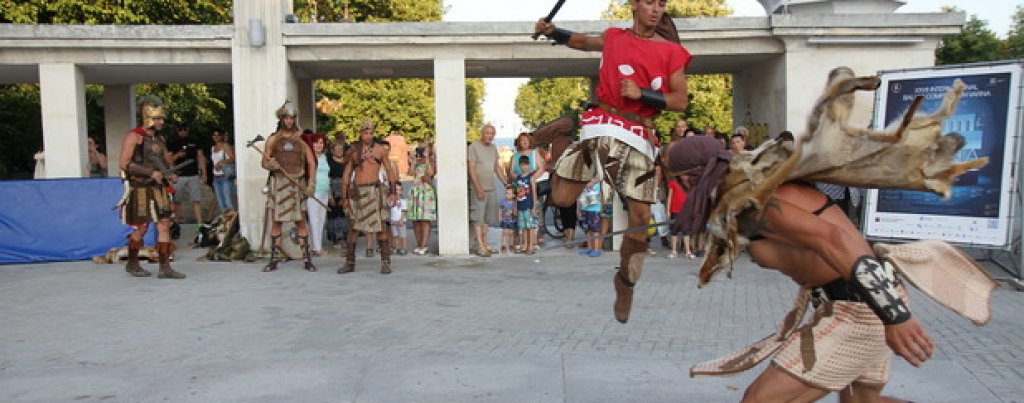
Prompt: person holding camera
<box><xmin>407</xmin><ymin>143</ymin><xmax>437</xmax><ymax>255</ymax></box>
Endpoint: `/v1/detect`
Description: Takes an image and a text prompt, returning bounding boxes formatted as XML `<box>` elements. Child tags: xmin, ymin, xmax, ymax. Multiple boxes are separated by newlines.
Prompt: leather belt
<box><xmin>593</xmin><ymin>101</ymin><xmax>656</xmax><ymax>130</ymax></box>
<box><xmin>810</xmin><ymin>278</ymin><xmax>864</xmax><ymax>308</ymax></box>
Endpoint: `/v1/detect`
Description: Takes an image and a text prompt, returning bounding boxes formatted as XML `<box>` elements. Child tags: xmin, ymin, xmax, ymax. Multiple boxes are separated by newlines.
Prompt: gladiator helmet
<box><xmin>275</xmin><ymin>100</ymin><xmax>297</xmax><ymax>120</ymax></box>
<box><xmin>137</xmin><ymin>95</ymin><xmax>165</xmax><ymax>129</ymax></box>
<box><xmin>275</xmin><ymin>100</ymin><xmax>299</xmax><ymax>131</ymax></box>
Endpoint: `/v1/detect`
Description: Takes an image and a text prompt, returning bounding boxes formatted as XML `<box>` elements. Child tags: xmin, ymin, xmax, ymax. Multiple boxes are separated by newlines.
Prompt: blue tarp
<box><xmin>0</xmin><ymin>178</ymin><xmax>155</xmax><ymax>264</ymax></box>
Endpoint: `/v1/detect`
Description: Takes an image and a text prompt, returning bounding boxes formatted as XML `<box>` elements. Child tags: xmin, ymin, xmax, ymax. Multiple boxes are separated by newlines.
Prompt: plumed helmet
<box><xmin>275</xmin><ymin>100</ymin><xmax>297</xmax><ymax>120</ymax></box>
<box><xmin>137</xmin><ymin>95</ymin><xmax>165</xmax><ymax>129</ymax></box>
<box><xmin>359</xmin><ymin>119</ymin><xmax>376</xmax><ymax>132</ymax></box>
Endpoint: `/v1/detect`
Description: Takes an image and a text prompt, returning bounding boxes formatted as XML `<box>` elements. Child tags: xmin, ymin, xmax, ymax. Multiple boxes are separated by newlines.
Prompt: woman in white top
<box><xmin>305</xmin><ymin>133</ymin><xmax>331</xmax><ymax>256</ymax></box>
<box><xmin>210</xmin><ymin>129</ymin><xmax>236</xmax><ymax>211</ymax></box>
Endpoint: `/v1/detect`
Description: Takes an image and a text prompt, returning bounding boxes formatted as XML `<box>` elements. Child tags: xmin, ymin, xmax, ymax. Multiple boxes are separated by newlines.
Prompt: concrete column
<box><xmin>733</xmin><ymin>56</ymin><xmax>787</xmax><ymax>138</ymax></box>
<box><xmin>776</xmin><ymin>36</ymin><xmax>942</xmax><ymax>136</ymax></box>
<box><xmin>38</xmin><ymin>63</ymin><xmax>87</xmax><ymax>178</ymax></box>
<box><xmin>434</xmin><ymin>57</ymin><xmax>470</xmax><ymax>255</ymax></box>
<box><xmin>232</xmin><ymin>0</ymin><xmax>299</xmax><ymax>246</ymax></box>
<box><xmin>297</xmin><ymin>79</ymin><xmax>315</xmax><ymax>132</ymax></box>
<box><xmin>103</xmin><ymin>84</ymin><xmax>135</xmax><ymax>177</ymax></box>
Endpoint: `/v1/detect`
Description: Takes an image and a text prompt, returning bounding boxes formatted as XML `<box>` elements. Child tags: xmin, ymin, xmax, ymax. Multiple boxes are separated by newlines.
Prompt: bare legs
<box><xmin>412</xmin><ymin>220</ymin><xmax>431</xmax><ymax>254</ymax></box>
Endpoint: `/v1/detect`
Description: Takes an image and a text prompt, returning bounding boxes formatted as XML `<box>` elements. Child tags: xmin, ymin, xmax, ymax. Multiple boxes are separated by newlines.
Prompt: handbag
<box><xmin>221</xmin><ymin>163</ymin><xmax>236</xmax><ymax>179</ymax></box>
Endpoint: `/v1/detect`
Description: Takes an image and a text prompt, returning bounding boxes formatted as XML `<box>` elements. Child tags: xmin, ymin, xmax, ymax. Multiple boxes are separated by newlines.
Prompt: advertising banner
<box><xmin>863</xmin><ymin>62</ymin><xmax>1022</xmax><ymax>247</ymax></box>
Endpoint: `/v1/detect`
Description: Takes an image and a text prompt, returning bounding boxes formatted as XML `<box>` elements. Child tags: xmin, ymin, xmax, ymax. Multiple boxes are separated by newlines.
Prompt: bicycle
<box><xmin>537</xmin><ymin>180</ymin><xmax>565</xmax><ymax>239</ymax></box>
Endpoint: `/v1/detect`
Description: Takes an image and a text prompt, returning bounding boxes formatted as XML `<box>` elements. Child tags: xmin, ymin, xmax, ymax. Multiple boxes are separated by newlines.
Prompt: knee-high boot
<box><xmin>614</xmin><ymin>237</ymin><xmax>647</xmax><ymax>323</ymax></box>
<box><xmin>156</xmin><ymin>242</ymin><xmax>185</xmax><ymax>279</ymax></box>
<box><xmin>299</xmin><ymin>235</ymin><xmax>317</xmax><ymax>272</ymax></box>
<box><xmin>339</xmin><ymin>237</ymin><xmax>356</xmax><ymax>274</ymax></box>
<box><xmin>125</xmin><ymin>238</ymin><xmax>152</xmax><ymax>277</ymax></box>
<box><xmin>263</xmin><ymin>235</ymin><xmax>280</xmax><ymax>272</ymax></box>
<box><xmin>379</xmin><ymin>238</ymin><xmax>392</xmax><ymax>274</ymax></box>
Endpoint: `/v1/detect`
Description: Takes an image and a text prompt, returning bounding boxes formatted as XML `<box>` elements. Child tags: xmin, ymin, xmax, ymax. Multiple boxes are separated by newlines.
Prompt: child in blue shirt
<box><xmin>498</xmin><ymin>186</ymin><xmax>518</xmax><ymax>254</ymax></box>
<box><xmin>514</xmin><ymin>156</ymin><xmax>538</xmax><ymax>255</ymax></box>
<box><xmin>578</xmin><ymin>178</ymin><xmax>603</xmax><ymax>257</ymax></box>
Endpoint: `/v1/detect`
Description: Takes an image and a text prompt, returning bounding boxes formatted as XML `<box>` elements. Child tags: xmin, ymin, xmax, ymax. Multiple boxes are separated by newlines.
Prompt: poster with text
<box><xmin>863</xmin><ymin>63</ymin><xmax>1021</xmax><ymax>247</ymax></box>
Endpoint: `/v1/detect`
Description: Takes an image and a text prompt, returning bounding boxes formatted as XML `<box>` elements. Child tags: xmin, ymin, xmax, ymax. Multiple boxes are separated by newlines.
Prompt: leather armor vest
<box><xmin>272</xmin><ymin>134</ymin><xmax>306</xmax><ymax>177</ymax></box>
<box><xmin>129</xmin><ymin>134</ymin><xmax>169</xmax><ymax>183</ymax></box>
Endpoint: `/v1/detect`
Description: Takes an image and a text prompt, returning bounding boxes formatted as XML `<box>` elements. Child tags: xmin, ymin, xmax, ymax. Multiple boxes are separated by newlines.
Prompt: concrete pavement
<box><xmin>1</xmin><ymin>236</ymin><xmax>1021</xmax><ymax>403</ymax></box>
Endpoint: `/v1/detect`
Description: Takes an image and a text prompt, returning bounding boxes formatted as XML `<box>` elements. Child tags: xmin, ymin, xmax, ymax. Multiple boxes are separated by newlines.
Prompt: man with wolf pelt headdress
<box><xmin>261</xmin><ymin>101</ymin><xmax>318</xmax><ymax>273</ymax></box>
<box><xmin>675</xmin><ymin>67</ymin><xmax>995</xmax><ymax>402</ymax></box>
<box><xmin>116</xmin><ymin>95</ymin><xmax>185</xmax><ymax>279</ymax></box>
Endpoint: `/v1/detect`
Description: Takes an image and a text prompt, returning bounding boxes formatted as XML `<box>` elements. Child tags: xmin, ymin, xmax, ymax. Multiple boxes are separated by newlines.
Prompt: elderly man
<box><xmin>467</xmin><ymin>123</ymin><xmax>507</xmax><ymax>257</ymax></box>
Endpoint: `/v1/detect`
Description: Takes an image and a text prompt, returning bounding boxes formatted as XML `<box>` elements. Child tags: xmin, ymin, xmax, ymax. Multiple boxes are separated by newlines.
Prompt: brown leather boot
<box><xmin>613</xmin><ymin>270</ymin><xmax>635</xmax><ymax>323</ymax></box>
<box><xmin>263</xmin><ymin>235</ymin><xmax>280</xmax><ymax>272</ymax></box>
<box><xmin>338</xmin><ymin>241</ymin><xmax>356</xmax><ymax>274</ymax></box>
<box><xmin>378</xmin><ymin>239</ymin><xmax>392</xmax><ymax>274</ymax></box>
<box><xmin>124</xmin><ymin>238</ymin><xmax>152</xmax><ymax>277</ymax></box>
<box><xmin>156</xmin><ymin>242</ymin><xmax>185</xmax><ymax>279</ymax></box>
<box><xmin>300</xmin><ymin>235</ymin><xmax>317</xmax><ymax>272</ymax></box>
<box><xmin>613</xmin><ymin>237</ymin><xmax>647</xmax><ymax>323</ymax></box>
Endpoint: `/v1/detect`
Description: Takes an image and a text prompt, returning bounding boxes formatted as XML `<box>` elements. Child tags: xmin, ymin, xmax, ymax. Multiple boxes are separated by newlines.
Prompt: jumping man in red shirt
<box><xmin>535</xmin><ymin>0</ymin><xmax>690</xmax><ymax>323</ymax></box>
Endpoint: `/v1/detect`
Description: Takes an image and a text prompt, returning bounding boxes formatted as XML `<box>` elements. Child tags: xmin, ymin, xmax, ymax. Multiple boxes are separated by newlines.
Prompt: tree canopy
<box><xmin>0</xmin><ymin>0</ymin><xmax>232</xmax><ymax>24</ymax></box>
<box><xmin>0</xmin><ymin>0</ymin><xmax>484</xmax><ymax>177</ymax></box>
<box><xmin>302</xmin><ymin>0</ymin><xmax>483</xmax><ymax>144</ymax></box>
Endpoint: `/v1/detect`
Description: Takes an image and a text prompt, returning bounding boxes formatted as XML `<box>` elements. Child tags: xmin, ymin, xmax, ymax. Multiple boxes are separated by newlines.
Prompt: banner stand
<box><xmin>863</xmin><ymin>60</ymin><xmax>1024</xmax><ymax>282</ymax></box>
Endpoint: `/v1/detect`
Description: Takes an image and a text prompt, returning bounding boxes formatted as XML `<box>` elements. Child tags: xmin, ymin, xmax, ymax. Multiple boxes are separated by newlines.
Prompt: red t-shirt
<box><xmin>668</xmin><ymin>179</ymin><xmax>687</xmax><ymax>214</ymax></box>
<box><xmin>594</xmin><ymin>28</ymin><xmax>692</xmax><ymax>120</ymax></box>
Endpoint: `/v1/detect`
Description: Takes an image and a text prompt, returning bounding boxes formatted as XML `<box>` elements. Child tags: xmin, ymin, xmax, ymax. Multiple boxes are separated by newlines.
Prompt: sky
<box><xmin>443</xmin><ymin>0</ymin><xmax>1021</xmax><ymax>137</ymax></box>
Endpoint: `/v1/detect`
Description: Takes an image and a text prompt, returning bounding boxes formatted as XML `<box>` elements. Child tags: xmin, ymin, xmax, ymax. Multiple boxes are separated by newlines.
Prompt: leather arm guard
<box><xmin>262</xmin><ymin>158</ymin><xmax>281</xmax><ymax>172</ymax></box>
<box><xmin>639</xmin><ymin>89</ymin><xmax>667</xmax><ymax>110</ymax></box>
<box><xmin>125</xmin><ymin>162</ymin><xmax>155</xmax><ymax>179</ymax></box>
<box><xmin>548</xmin><ymin>28</ymin><xmax>573</xmax><ymax>45</ymax></box>
<box><xmin>848</xmin><ymin>255</ymin><xmax>912</xmax><ymax>325</ymax></box>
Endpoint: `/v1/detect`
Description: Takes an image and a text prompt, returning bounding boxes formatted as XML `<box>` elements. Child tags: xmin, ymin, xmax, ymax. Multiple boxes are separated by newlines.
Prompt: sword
<box><xmin>537</xmin><ymin>219</ymin><xmax>671</xmax><ymax>253</ymax></box>
<box><xmin>532</xmin><ymin>0</ymin><xmax>567</xmax><ymax>40</ymax></box>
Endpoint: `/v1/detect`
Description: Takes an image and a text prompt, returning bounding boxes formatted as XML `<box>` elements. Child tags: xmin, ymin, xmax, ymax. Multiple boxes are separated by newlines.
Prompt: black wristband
<box><xmin>549</xmin><ymin>28</ymin><xmax>573</xmax><ymax>45</ymax></box>
<box><xmin>849</xmin><ymin>256</ymin><xmax>912</xmax><ymax>325</ymax></box>
<box><xmin>639</xmin><ymin>89</ymin><xmax>667</xmax><ymax>110</ymax></box>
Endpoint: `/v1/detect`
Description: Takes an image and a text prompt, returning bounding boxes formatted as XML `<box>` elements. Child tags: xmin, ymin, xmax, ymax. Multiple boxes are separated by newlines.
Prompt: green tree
<box><xmin>0</xmin><ymin>0</ymin><xmax>233</xmax><ymax>178</ymax></box>
<box><xmin>1005</xmin><ymin>5</ymin><xmax>1024</xmax><ymax>59</ymax></box>
<box><xmin>294</xmin><ymin>0</ymin><xmax>442</xmax><ymax>23</ymax></box>
<box><xmin>298</xmin><ymin>0</ymin><xmax>481</xmax><ymax>144</ymax></box>
<box><xmin>0</xmin><ymin>0</ymin><xmax>232</xmax><ymax>24</ymax></box>
<box><xmin>0</xmin><ymin>84</ymin><xmax>42</xmax><ymax>178</ymax></box>
<box><xmin>517</xmin><ymin>0</ymin><xmax>733</xmax><ymax>143</ymax></box>
<box><xmin>936</xmin><ymin>7</ymin><xmax>1004</xmax><ymax>65</ymax></box>
<box><xmin>514</xmin><ymin>78</ymin><xmax>590</xmax><ymax>129</ymax></box>
<box><xmin>603</xmin><ymin>0</ymin><xmax>730</xmax><ymax>19</ymax></box>
<box><xmin>317</xmin><ymin>77</ymin><xmax>483</xmax><ymax>144</ymax></box>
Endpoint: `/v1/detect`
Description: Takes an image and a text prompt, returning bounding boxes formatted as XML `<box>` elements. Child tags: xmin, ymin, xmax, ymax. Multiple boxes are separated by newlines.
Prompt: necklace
<box><xmin>631</xmin><ymin>28</ymin><xmax>655</xmax><ymax>39</ymax></box>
